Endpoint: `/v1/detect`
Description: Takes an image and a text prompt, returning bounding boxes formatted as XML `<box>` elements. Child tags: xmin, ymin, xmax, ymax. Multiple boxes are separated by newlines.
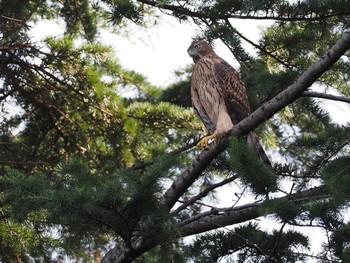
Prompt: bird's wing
<box><xmin>192</xmin><ymin>86</ymin><xmax>214</xmax><ymax>134</ymax></box>
<box><xmin>214</xmin><ymin>59</ymin><xmax>250</xmax><ymax>124</ymax></box>
<box><xmin>191</xmin><ymin>66</ymin><xmax>216</xmax><ymax>134</ymax></box>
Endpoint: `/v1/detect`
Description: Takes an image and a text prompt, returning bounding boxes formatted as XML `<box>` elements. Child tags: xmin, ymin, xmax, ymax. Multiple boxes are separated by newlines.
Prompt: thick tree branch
<box><xmin>102</xmin><ymin>31</ymin><xmax>350</xmax><ymax>263</ymax></box>
<box><xmin>160</xmin><ymin>142</ymin><xmax>226</xmax><ymax>210</ymax></box>
<box><xmin>180</xmin><ymin>203</ymin><xmax>260</xmax><ymax>237</ymax></box>
<box><xmin>102</xmin><ymin>185</ymin><xmax>327</xmax><ymax>263</ymax></box>
<box><xmin>179</xmin><ymin>185</ymin><xmax>326</xmax><ymax>237</ymax></box>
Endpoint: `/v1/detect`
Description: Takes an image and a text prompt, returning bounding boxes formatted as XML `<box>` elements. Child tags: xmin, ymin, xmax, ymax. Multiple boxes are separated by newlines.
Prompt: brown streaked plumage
<box><xmin>188</xmin><ymin>39</ymin><xmax>270</xmax><ymax>165</ymax></box>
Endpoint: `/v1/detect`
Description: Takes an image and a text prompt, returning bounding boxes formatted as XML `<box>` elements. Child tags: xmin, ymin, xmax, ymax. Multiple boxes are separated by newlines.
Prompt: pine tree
<box><xmin>1</xmin><ymin>1</ymin><xmax>350</xmax><ymax>262</ymax></box>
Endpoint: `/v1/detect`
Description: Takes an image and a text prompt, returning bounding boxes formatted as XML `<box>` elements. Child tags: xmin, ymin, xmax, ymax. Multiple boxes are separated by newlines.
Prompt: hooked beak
<box><xmin>187</xmin><ymin>48</ymin><xmax>194</xmax><ymax>57</ymax></box>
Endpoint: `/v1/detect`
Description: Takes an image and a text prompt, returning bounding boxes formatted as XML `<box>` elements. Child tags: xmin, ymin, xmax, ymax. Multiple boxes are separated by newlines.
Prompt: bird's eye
<box><xmin>194</xmin><ymin>44</ymin><xmax>200</xmax><ymax>50</ymax></box>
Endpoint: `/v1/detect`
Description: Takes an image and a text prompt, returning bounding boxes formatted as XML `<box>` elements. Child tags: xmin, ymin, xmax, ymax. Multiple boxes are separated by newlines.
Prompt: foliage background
<box><xmin>1</xmin><ymin>0</ymin><xmax>350</xmax><ymax>262</ymax></box>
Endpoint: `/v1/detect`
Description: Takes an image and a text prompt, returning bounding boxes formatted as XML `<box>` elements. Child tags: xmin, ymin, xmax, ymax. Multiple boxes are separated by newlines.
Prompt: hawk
<box><xmin>187</xmin><ymin>39</ymin><xmax>270</xmax><ymax>165</ymax></box>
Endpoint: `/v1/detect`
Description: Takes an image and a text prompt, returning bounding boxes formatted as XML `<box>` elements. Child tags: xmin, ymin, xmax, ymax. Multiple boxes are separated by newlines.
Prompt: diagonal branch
<box><xmin>171</xmin><ymin>175</ymin><xmax>238</xmax><ymax>215</ymax></box>
<box><xmin>223</xmin><ymin>18</ymin><xmax>294</xmax><ymax>69</ymax></box>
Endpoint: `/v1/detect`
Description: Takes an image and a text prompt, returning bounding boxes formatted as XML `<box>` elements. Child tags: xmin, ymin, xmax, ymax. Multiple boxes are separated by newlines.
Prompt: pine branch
<box><xmin>101</xmin><ymin>31</ymin><xmax>350</xmax><ymax>263</ymax></box>
<box><xmin>222</xmin><ymin>19</ymin><xmax>294</xmax><ymax>69</ymax></box>
<box><xmin>136</xmin><ymin>0</ymin><xmax>350</xmax><ymax>22</ymax></box>
<box><xmin>128</xmin><ymin>138</ymin><xmax>200</xmax><ymax>171</ymax></box>
<box><xmin>302</xmin><ymin>91</ymin><xmax>350</xmax><ymax>104</ymax></box>
<box><xmin>179</xmin><ymin>185</ymin><xmax>326</xmax><ymax>237</ymax></box>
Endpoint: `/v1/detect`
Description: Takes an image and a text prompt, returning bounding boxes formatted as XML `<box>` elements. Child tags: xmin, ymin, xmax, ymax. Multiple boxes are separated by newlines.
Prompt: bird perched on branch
<box><xmin>187</xmin><ymin>39</ymin><xmax>270</xmax><ymax>166</ymax></box>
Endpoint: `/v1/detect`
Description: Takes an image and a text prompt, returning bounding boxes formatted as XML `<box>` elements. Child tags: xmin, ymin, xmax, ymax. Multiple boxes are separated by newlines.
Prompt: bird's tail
<box><xmin>246</xmin><ymin>131</ymin><xmax>272</xmax><ymax>168</ymax></box>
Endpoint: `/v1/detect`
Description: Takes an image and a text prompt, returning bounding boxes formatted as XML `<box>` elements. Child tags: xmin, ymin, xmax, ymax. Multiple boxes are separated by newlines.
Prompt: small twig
<box><xmin>130</xmin><ymin>138</ymin><xmax>200</xmax><ymax>171</ymax></box>
<box><xmin>231</xmin><ymin>184</ymin><xmax>248</xmax><ymax>208</ymax></box>
<box><xmin>288</xmin><ymin>183</ymin><xmax>295</xmax><ymax>200</ymax></box>
<box><xmin>172</xmin><ymin>175</ymin><xmax>238</xmax><ymax>215</ymax></box>
<box><xmin>168</xmin><ymin>138</ymin><xmax>201</xmax><ymax>155</ymax></box>
<box><xmin>223</xmin><ymin>19</ymin><xmax>294</xmax><ymax>69</ymax></box>
<box><xmin>0</xmin><ymin>15</ymin><xmax>23</xmax><ymax>23</ymax></box>
<box><xmin>268</xmin><ymin>222</ymin><xmax>287</xmax><ymax>261</ymax></box>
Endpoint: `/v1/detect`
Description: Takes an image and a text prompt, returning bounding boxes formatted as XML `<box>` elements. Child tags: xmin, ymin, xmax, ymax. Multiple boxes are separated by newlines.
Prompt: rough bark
<box><xmin>101</xmin><ymin>31</ymin><xmax>350</xmax><ymax>263</ymax></box>
<box><xmin>179</xmin><ymin>185</ymin><xmax>326</xmax><ymax>236</ymax></box>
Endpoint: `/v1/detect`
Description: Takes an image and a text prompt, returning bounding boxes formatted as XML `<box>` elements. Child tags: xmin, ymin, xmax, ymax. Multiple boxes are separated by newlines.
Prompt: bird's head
<box><xmin>187</xmin><ymin>39</ymin><xmax>214</xmax><ymax>62</ymax></box>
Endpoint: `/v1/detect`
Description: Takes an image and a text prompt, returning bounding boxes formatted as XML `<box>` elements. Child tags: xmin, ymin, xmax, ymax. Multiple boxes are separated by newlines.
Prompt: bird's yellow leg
<box><xmin>197</xmin><ymin>134</ymin><xmax>217</xmax><ymax>150</ymax></box>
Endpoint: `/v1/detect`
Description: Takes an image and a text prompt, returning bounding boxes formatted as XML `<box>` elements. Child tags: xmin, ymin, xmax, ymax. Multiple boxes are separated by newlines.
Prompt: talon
<box><xmin>197</xmin><ymin>134</ymin><xmax>217</xmax><ymax>150</ymax></box>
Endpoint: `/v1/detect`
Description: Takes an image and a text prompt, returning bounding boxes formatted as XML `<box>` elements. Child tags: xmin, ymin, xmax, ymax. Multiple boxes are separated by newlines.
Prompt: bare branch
<box><xmin>179</xmin><ymin>185</ymin><xmax>326</xmax><ymax>237</ymax></box>
<box><xmin>0</xmin><ymin>15</ymin><xmax>23</xmax><ymax>23</ymax></box>
<box><xmin>171</xmin><ymin>175</ymin><xmax>238</xmax><ymax>215</ymax></box>
<box><xmin>302</xmin><ymin>91</ymin><xmax>350</xmax><ymax>104</ymax></box>
<box><xmin>269</xmin><ymin>222</ymin><xmax>287</xmax><ymax>261</ymax></box>
<box><xmin>128</xmin><ymin>138</ymin><xmax>200</xmax><ymax>171</ymax></box>
<box><xmin>223</xmin><ymin>19</ymin><xmax>294</xmax><ymax>69</ymax></box>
